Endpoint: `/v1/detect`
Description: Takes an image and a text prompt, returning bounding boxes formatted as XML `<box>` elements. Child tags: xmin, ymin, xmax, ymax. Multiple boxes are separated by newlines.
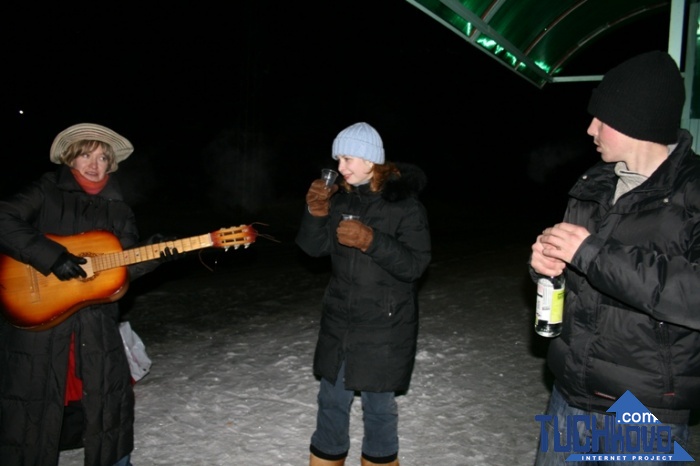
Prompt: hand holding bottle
<box><xmin>538</xmin><ymin>222</ymin><xmax>590</xmax><ymax>264</ymax></box>
<box><xmin>531</xmin><ymin>238</ymin><xmax>566</xmax><ymax>276</ymax></box>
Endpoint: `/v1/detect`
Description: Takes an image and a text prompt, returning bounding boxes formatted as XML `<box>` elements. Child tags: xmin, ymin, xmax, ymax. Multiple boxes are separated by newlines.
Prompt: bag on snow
<box><xmin>119</xmin><ymin>321</ymin><xmax>152</xmax><ymax>382</ymax></box>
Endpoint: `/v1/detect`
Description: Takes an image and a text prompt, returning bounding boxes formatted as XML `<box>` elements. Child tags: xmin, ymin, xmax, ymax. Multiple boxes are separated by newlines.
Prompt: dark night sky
<box><xmin>3</xmin><ymin>2</ymin><xmax>670</xmax><ymax>222</ymax></box>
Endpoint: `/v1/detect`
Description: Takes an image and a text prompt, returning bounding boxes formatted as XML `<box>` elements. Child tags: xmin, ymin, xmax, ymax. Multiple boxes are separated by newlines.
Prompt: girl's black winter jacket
<box><xmin>296</xmin><ymin>163</ymin><xmax>431</xmax><ymax>392</ymax></box>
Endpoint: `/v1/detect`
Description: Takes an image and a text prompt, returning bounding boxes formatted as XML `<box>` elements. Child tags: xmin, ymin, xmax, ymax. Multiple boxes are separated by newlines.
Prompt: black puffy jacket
<box><xmin>0</xmin><ymin>165</ymin><xmax>155</xmax><ymax>465</ymax></box>
<box><xmin>296</xmin><ymin>163</ymin><xmax>431</xmax><ymax>392</ymax></box>
<box><xmin>544</xmin><ymin>129</ymin><xmax>700</xmax><ymax>424</ymax></box>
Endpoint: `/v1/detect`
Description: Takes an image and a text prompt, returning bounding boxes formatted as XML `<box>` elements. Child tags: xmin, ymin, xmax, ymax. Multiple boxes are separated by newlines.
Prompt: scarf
<box><xmin>70</xmin><ymin>168</ymin><xmax>109</xmax><ymax>195</ymax></box>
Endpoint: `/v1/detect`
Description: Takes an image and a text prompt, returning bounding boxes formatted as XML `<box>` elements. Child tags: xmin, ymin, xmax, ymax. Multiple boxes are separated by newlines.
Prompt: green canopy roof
<box><xmin>405</xmin><ymin>0</ymin><xmax>676</xmax><ymax>88</ymax></box>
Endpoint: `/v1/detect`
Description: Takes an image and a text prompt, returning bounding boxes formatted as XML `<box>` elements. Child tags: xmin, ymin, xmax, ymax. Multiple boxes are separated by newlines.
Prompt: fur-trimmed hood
<box><xmin>381</xmin><ymin>162</ymin><xmax>428</xmax><ymax>202</ymax></box>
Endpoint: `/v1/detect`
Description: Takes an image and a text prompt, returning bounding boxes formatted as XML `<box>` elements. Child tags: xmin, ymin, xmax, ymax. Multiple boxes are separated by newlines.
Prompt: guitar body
<box><xmin>0</xmin><ymin>224</ymin><xmax>257</xmax><ymax>331</ymax></box>
<box><xmin>0</xmin><ymin>231</ymin><xmax>128</xmax><ymax>331</ymax></box>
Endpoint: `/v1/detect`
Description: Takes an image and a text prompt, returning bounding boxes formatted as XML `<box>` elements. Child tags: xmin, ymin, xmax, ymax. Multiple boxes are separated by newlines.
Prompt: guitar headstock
<box><xmin>211</xmin><ymin>225</ymin><xmax>258</xmax><ymax>250</ymax></box>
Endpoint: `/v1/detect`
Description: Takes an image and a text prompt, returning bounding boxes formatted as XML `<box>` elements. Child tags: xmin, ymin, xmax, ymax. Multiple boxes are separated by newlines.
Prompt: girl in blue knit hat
<box><xmin>296</xmin><ymin>122</ymin><xmax>432</xmax><ymax>466</ymax></box>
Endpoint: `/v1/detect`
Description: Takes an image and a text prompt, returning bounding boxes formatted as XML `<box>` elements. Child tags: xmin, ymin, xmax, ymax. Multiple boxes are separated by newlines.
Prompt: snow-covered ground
<box><xmin>57</xmin><ymin>199</ymin><xmax>700</xmax><ymax>466</ymax></box>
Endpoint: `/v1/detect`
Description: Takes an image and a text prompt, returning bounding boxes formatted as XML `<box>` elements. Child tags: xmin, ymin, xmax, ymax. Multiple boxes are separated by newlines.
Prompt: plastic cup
<box><xmin>321</xmin><ymin>168</ymin><xmax>339</xmax><ymax>187</ymax></box>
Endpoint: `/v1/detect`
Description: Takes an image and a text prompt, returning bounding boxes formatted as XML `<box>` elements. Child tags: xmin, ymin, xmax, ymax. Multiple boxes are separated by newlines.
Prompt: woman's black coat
<box><xmin>296</xmin><ymin>163</ymin><xmax>431</xmax><ymax>392</ymax></box>
<box><xmin>0</xmin><ymin>165</ymin><xmax>155</xmax><ymax>466</ymax></box>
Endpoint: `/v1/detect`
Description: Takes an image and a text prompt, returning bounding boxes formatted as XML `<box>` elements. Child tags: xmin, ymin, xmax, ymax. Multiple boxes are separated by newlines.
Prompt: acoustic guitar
<box><xmin>0</xmin><ymin>225</ymin><xmax>257</xmax><ymax>331</ymax></box>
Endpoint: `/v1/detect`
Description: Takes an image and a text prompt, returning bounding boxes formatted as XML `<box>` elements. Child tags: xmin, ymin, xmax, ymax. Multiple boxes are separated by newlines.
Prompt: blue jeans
<box><xmin>113</xmin><ymin>455</ymin><xmax>132</xmax><ymax>466</ymax></box>
<box><xmin>310</xmin><ymin>361</ymin><xmax>399</xmax><ymax>459</ymax></box>
<box><xmin>535</xmin><ymin>385</ymin><xmax>691</xmax><ymax>466</ymax></box>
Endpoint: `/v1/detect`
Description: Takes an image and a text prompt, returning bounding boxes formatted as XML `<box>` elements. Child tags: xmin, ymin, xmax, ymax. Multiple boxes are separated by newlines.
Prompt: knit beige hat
<box><xmin>50</xmin><ymin>123</ymin><xmax>134</xmax><ymax>165</ymax></box>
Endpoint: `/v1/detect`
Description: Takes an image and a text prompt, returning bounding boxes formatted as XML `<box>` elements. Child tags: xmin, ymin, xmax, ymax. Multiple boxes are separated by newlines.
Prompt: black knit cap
<box><xmin>587</xmin><ymin>50</ymin><xmax>685</xmax><ymax>144</ymax></box>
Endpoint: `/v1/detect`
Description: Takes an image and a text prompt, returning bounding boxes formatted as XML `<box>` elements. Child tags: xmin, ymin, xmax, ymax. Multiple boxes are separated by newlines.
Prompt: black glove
<box><xmin>143</xmin><ymin>233</ymin><xmax>181</xmax><ymax>263</ymax></box>
<box><xmin>50</xmin><ymin>252</ymin><xmax>88</xmax><ymax>281</ymax></box>
<box><xmin>153</xmin><ymin>234</ymin><xmax>181</xmax><ymax>263</ymax></box>
<box><xmin>159</xmin><ymin>246</ymin><xmax>180</xmax><ymax>263</ymax></box>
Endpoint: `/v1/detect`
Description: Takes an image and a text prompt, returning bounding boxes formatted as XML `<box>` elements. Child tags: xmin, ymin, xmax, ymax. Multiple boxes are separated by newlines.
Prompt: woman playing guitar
<box><xmin>0</xmin><ymin>123</ymin><xmax>178</xmax><ymax>466</ymax></box>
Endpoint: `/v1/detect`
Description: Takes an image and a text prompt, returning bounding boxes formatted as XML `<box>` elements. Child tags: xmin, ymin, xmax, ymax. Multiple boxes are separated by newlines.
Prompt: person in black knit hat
<box><xmin>529</xmin><ymin>50</ymin><xmax>699</xmax><ymax>465</ymax></box>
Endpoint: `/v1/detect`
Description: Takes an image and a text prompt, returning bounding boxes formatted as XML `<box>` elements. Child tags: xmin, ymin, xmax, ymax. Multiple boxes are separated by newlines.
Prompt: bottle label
<box><xmin>550</xmin><ymin>287</ymin><xmax>564</xmax><ymax>324</ymax></box>
<box><xmin>536</xmin><ymin>278</ymin><xmax>565</xmax><ymax>324</ymax></box>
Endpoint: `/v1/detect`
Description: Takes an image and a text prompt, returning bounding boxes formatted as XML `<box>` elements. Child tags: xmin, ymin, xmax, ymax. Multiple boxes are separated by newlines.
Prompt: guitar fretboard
<box><xmin>91</xmin><ymin>234</ymin><xmax>214</xmax><ymax>272</ymax></box>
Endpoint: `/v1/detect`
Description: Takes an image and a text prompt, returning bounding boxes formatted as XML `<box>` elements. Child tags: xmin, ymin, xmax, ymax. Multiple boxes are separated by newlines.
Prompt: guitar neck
<box><xmin>90</xmin><ymin>233</ymin><xmax>214</xmax><ymax>273</ymax></box>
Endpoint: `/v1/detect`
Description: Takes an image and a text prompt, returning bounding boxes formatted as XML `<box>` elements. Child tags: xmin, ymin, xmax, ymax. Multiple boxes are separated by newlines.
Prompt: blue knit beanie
<box><xmin>332</xmin><ymin>122</ymin><xmax>385</xmax><ymax>164</ymax></box>
<box><xmin>587</xmin><ymin>51</ymin><xmax>684</xmax><ymax>144</ymax></box>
